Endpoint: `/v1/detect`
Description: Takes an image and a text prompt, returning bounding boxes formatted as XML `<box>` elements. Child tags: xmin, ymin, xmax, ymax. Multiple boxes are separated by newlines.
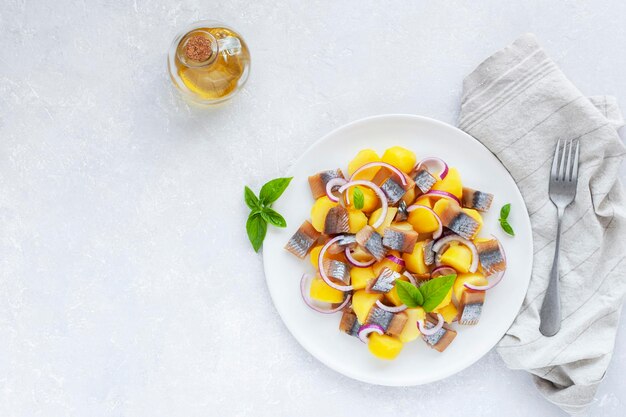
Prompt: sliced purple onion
<box><xmin>417</xmin><ymin>313</ymin><xmax>444</xmax><ymax>335</ymax></box>
<box><xmin>300</xmin><ymin>274</ymin><xmax>352</xmax><ymax>314</ymax></box>
<box><xmin>432</xmin><ymin>235</ymin><xmax>479</xmax><ymax>273</ymax></box>
<box><xmin>318</xmin><ymin>236</ymin><xmax>353</xmax><ymax>292</ymax></box>
<box><xmin>402</xmin><ymin>271</ymin><xmax>417</xmax><ymax>286</ymax></box>
<box><xmin>424</xmin><ymin>190</ymin><xmax>460</xmax><ymax>205</ymax></box>
<box><xmin>416</xmin><ymin>157</ymin><xmax>449</xmax><ymax>180</ymax></box>
<box><xmin>358</xmin><ymin>323</ymin><xmax>384</xmax><ymax>343</ymax></box>
<box><xmin>325</xmin><ymin>177</ymin><xmax>347</xmax><ymax>203</ymax></box>
<box><xmin>338</xmin><ymin>180</ymin><xmax>388</xmax><ymax>229</ymax></box>
<box><xmin>345</xmin><ymin>247</ymin><xmax>376</xmax><ymax>267</ymax></box>
<box><xmin>385</xmin><ymin>254</ymin><xmax>405</xmax><ymax>267</ymax></box>
<box><xmin>406</xmin><ymin>204</ymin><xmax>443</xmax><ymax>239</ymax></box>
<box><xmin>376</xmin><ymin>299</ymin><xmax>407</xmax><ymax>313</ymax></box>
<box><xmin>431</xmin><ymin>265</ymin><xmax>457</xmax><ymax>278</ymax></box>
<box><xmin>350</xmin><ymin>162</ymin><xmax>408</xmax><ymax>186</ymax></box>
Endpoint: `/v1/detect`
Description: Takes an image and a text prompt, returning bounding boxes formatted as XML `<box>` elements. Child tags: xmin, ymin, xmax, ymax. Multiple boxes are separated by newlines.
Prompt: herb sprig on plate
<box><xmin>499</xmin><ymin>203</ymin><xmax>515</xmax><ymax>236</ymax></box>
<box><xmin>395</xmin><ymin>274</ymin><xmax>456</xmax><ymax>312</ymax></box>
<box><xmin>244</xmin><ymin>177</ymin><xmax>293</xmax><ymax>252</ymax></box>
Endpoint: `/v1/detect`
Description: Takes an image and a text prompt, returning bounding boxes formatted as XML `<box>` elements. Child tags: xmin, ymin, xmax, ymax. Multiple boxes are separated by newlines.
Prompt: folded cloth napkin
<box><xmin>459</xmin><ymin>34</ymin><xmax>626</xmax><ymax>415</ymax></box>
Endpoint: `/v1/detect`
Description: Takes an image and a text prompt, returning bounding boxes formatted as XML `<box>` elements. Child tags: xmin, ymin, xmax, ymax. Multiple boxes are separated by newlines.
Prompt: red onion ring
<box><xmin>431</xmin><ymin>265</ymin><xmax>456</xmax><ymax>278</ymax></box>
<box><xmin>350</xmin><ymin>162</ymin><xmax>407</xmax><ymax>186</ymax></box>
<box><xmin>402</xmin><ymin>271</ymin><xmax>417</xmax><ymax>286</ymax></box>
<box><xmin>338</xmin><ymin>180</ymin><xmax>388</xmax><ymax>229</ymax></box>
<box><xmin>318</xmin><ymin>236</ymin><xmax>353</xmax><ymax>292</ymax></box>
<box><xmin>432</xmin><ymin>235</ymin><xmax>479</xmax><ymax>273</ymax></box>
<box><xmin>376</xmin><ymin>299</ymin><xmax>407</xmax><ymax>313</ymax></box>
<box><xmin>325</xmin><ymin>177</ymin><xmax>347</xmax><ymax>203</ymax></box>
<box><xmin>345</xmin><ymin>247</ymin><xmax>376</xmax><ymax>267</ymax></box>
<box><xmin>417</xmin><ymin>313</ymin><xmax>444</xmax><ymax>335</ymax></box>
<box><xmin>406</xmin><ymin>204</ymin><xmax>443</xmax><ymax>239</ymax></box>
<box><xmin>416</xmin><ymin>157</ymin><xmax>449</xmax><ymax>180</ymax></box>
<box><xmin>300</xmin><ymin>274</ymin><xmax>352</xmax><ymax>314</ymax></box>
<box><xmin>385</xmin><ymin>254</ymin><xmax>405</xmax><ymax>267</ymax></box>
<box><xmin>424</xmin><ymin>190</ymin><xmax>460</xmax><ymax>205</ymax></box>
<box><xmin>358</xmin><ymin>323</ymin><xmax>384</xmax><ymax>343</ymax></box>
<box><xmin>464</xmin><ymin>238</ymin><xmax>507</xmax><ymax>291</ymax></box>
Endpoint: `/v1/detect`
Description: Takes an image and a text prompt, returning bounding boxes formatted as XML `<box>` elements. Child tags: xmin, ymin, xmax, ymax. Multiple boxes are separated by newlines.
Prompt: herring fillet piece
<box><xmin>458</xmin><ymin>291</ymin><xmax>486</xmax><ymax>325</ymax></box>
<box><xmin>412</xmin><ymin>168</ymin><xmax>437</xmax><ymax>193</ymax></box>
<box><xmin>438</xmin><ymin>203</ymin><xmax>480</xmax><ymax>239</ymax></box>
<box><xmin>323</xmin><ymin>259</ymin><xmax>351</xmax><ymax>283</ymax></box>
<box><xmin>379</xmin><ymin>177</ymin><xmax>406</xmax><ymax>204</ymax></box>
<box><xmin>365</xmin><ymin>267</ymin><xmax>398</xmax><ymax>294</ymax></box>
<box><xmin>284</xmin><ymin>220</ymin><xmax>320</xmax><ymax>258</ymax></box>
<box><xmin>476</xmin><ymin>238</ymin><xmax>506</xmax><ymax>275</ymax></box>
<box><xmin>382</xmin><ymin>227</ymin><xmax>418</xmax><ymax>253</ymax></box>
<box><xmin>323</xmin><ymin>205</ymin><xmax>350</xmax><ymax>235</ymax></box>
<box><xmin>462</xmin><ymin>187</ymin><xmax>494</xmax><ymax>212</ymax></box>
<box><xmin>355</xmin><ymin>225</ymin><xmax>387</xmax><ymax>261</ymax></box>
<box><xmin>308</xmin><ymin>169</ymin><xmax>344</xmax><ymax>199</ymax></box>
<box><xmin>365</xmin><ymin>306</ymin><xmax>409</xmax><ymax>336</ymax></box>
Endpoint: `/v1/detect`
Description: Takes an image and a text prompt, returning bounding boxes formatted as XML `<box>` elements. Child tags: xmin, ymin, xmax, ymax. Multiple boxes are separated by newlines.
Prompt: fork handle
<box><xmin>539</xmin><ymin>207</ymin><xmax>564</xmax><ymax>336</ymax></box>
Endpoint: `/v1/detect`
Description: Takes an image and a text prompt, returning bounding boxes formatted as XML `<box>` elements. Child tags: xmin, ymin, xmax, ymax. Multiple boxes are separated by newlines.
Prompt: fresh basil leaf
<box><xmin>244</xmin><ymin>186</ymin><xmax>261</xmax><ymax>210</ymax></box>
<box><xmin>500</xmin><ymin>203</ymin><xmax>511</xmax><ymax>221</ymax></box>
<box><xmin>261</xmin><ymin>207</ymin><xmax>287</xmax><ymax>228</ymax></box>
<box><xmin>395</xmin><ymin>279</ymin><xmax>424</xmax><ymax>307</ymax></box>
<box><xmin>419</xmin><ymin>274</ymin><xmax>456</xmax><ymax>312</ymax></box>
<box><xmin>259</xmin><ymin>177</ymin><xmax>293</xmax><ymax>205</ymax></box>
<box><xmin>246</xmin><ymin>213</ymin><xmax>267</xmax><ymax>252</ymax></box>
<box><xmin>352</xmin><ymin>187</ymin><xmax>365</xmax><ymax>210</ymax></box>
<box><xmin>500</xmin><ymin>219</ymin><xmax>515</xmax><ymax>236</ymax></box>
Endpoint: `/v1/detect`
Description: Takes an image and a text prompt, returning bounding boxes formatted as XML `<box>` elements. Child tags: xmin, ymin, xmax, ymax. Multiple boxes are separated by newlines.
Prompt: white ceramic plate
<box><xmin>263</xmin><ymin>114</ymin><xmax>533</xmax><ymax>386</ymax></box>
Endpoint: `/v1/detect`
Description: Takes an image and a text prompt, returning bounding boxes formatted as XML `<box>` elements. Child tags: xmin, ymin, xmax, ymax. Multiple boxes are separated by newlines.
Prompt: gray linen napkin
<box><xmin>459</xmin><ymin>34</ymin><xmax>626</xmax><ymax>415</ymax></box>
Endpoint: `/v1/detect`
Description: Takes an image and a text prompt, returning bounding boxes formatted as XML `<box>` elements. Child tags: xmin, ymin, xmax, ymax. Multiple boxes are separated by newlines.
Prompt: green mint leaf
<box><xmin>500</xmin><ymin>203</ymin><xmax>511</xmax><ymax>221</ymax></box>
<box><xmin>353</xmin><ymin>187</ymin><xmax>364</xmax><ymax>210</ymax></box>
<box><xmin>259</xmin><ymin>177</ymin><xmax>293</xmax><ymax>205</ymax></box>
<box><xmin>261</xmin><ymin>207</ymin><xmax>287</xmax><ymax>228</ymax></box>
<box><xmin>246</xmin><ymin>213</ymin><xmax>267</xmax><ymax>252</ymax></box>
<box><xmin>395</xmin><ymin>279</ymin><xmax>424</xmax><ymax>308</ymax></box>
<box><xmin>419</xmin><ymin>274</ymin><xmax>456</xmax><ymax>312</ymax></box>
<box><xmin>500</xmin><ymin>219</ymin><xmax>515</xmax><ymax>236</ymax></box>
<box><xmin>244</xmin><ymin>186</ymin><xmax>261</xmax><ymax>210</ymax></box>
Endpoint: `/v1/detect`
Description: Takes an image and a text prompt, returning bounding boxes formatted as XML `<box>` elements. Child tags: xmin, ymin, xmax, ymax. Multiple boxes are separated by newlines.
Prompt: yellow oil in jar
<box><xmin>168</xmin><ymin>22</ymin><xmax>250</xmax><ymax>105</ymax></box>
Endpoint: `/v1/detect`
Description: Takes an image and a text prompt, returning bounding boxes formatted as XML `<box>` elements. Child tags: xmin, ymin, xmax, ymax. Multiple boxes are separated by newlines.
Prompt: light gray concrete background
<box><xmin>1</xmin><ymin>1</ymin><xmax>624</xmax><ymax>416</ymax></box>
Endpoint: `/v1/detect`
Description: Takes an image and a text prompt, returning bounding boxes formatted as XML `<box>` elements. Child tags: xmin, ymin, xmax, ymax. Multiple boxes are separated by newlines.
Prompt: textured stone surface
<box><xmin>0</xmin><ymin>1</ymin><xmax>624</xmax><ymax>416</ymax></box>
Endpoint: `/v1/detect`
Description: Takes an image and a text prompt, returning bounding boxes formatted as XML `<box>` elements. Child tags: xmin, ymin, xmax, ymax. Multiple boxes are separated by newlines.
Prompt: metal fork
<box><xmin>539</xmin><ymin>139</ymin><xmax>580</xmax><ymax>337</ymax></box>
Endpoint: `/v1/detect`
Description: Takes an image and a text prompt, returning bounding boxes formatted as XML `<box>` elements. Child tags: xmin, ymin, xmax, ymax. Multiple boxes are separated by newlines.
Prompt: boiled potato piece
<box><xmin>347</xmin><ymin>186</ymin><xmax>378</xmax><ymax>213</ymax></box>
<box><xmin>368</xmin><ymin>333</ymin><xmax>404</xmax><ymax>360</ymax></box>
<box><xmin>401</xmin><ymin>186</ymin><xmax>417</xmax><ymax>206</ymax></box>
<box><xmin>435</xmin><ymin>302</ymin><xmax>458</xmax><ymax>323</ymax></box>
<box><xmin>439</xmin><ymin>244</ymin><xmax>472</xmax><ymax>273</ymax></box>
<box><xmin>398</xmin><ymin>307</ymin><xmax>426</xmax><ymax>342</ymax></box>
<box><xmin>311</xmin><ymin>196</ymin><xmax>338</xmax><ymax>232</ymax></box>
<box><xmin>431</xmin><ymin>167</ymin><xmax>462</xmax><ymax>198</ymax></box>
<box><xmin>310</xmin><ymin>277</ymin><xmax>345</xmax><ymax>303</ymax></box>
<box><xmin>348</xmin><ymin>149</ymin><xmax>381</xmax><ymax>180</ymax></box>
<box><xmin>369</xmin><ymin>207</ymin><xmax>398</xmax><ymax>235</ymax></box>
<box><xmin>392</xmin><ymin>222</ymin><xmax>414</xmax><ymax>232</ymax></box>
<box><xmin>382</xmin><ymin>146</ymin><xmax>417</xmax><ymax>174</ymax></box>
<box><xmin>351</xmin><ymin>267</ymin><xmax>376</xmax><ymax>291</ymax></box>
<box><xmin>348</xmin><ymin>209</ymin><xmax>368</xmax><ymax>233</ymax></box>
<box><xmin>310</xmin><ymin>245</ymin><xmax>345</xmax><ymax>267</ymax></box>
<box><xmin>352</xmin><ymin>290</ymin><xmax>383</xmax><ymax>324</ymax></box>
<box><xmin>453</xmin><ymin>273</ymin><xmax>488</xmax><ymax>302</ymax></box>
<box><xmin>414</xmin><ymin>195</ymin><xmax>433</xmax><ymax>208</ymax></box>
<box><xmin>407</xmin><ymin>207</ymin><xmax>439</xmax><ymax>233</ymax></box>
<box><xmin>402</xmin><ymin>240</ymin><xmax>429</xmax><ymax>275</ymax></box>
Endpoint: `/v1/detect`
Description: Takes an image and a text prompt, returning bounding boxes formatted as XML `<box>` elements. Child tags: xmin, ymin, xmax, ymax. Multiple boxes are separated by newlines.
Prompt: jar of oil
<box><xmin>167</xmin><ymin>21</ymin><xmax>250</xmax><ymax>105</ymax></box>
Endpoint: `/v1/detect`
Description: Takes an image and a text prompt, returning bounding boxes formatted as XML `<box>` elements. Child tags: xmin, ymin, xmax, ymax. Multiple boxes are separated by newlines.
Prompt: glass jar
<box><xmin>167</xmin><ymin>20</ymin><xmax>251</xmax><ymax>105</ymax></box>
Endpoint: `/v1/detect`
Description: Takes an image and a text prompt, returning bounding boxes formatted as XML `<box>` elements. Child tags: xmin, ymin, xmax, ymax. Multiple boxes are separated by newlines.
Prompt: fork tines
<box><xmin>551</xmin><ymin>139</ymin><xmax>580</xmax><ymax>182</ymax></box>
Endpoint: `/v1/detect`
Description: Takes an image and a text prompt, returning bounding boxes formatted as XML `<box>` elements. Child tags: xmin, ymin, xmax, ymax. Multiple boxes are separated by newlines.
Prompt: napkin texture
<box><xmin>459</xmin><ymin>34</ymin><xmax>626</xmax><ymax>415</ymax></box>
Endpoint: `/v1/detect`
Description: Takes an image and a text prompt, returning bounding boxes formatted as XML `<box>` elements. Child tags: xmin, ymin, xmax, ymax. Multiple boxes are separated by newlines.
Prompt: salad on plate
<box><xmin>284</xmin><ymin>146</ymin><xmax>507</xmax><ymax>360</ymax></box>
